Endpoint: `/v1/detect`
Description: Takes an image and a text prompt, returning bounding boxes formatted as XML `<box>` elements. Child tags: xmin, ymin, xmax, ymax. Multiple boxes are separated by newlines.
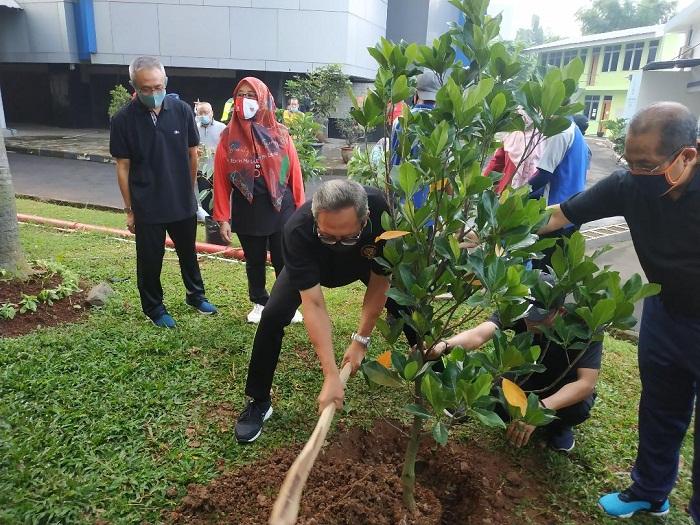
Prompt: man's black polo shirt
<box><xmin>282</xmin><ymin>186</ymin><xmax>391</xmax><ymax>291</ymax></box>
<box><xmin>561</xmin><ymin>169</ymin><xmax>700</xmax><ymax>317</ymax></box>
<box><xmin>110</xmin><ymin>96</ymin><xmax>199</xmax><ymax>224</ymax></box>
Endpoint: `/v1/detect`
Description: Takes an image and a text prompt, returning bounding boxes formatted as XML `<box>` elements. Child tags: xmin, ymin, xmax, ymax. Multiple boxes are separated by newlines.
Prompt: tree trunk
<box><xmin>401</xmin><ymin>381</ymin><xmax>424</xmax><ymax>514</ymax></box>
<box><xmin>0</xmin><ymin>133</ymin><xmax>23</xmax><ymax>274</ymax></box>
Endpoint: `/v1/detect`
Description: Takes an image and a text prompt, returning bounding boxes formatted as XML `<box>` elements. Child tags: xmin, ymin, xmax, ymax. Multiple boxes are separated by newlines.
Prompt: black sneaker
<box><xmin>235</xmin><ymin>399</ymin><xmax>273</xmax><ymax>443</ymax></box>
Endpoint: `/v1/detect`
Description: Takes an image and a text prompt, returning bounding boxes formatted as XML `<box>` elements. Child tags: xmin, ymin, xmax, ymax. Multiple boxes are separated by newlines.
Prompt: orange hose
<box><xmin>16</xmin><ymin>213</ymin><xmax>258</xmax><ymax>261</ymax></box>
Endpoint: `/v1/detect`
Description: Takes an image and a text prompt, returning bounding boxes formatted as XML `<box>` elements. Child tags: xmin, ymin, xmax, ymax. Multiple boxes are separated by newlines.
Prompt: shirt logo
<box><xmin>361</xmin><ymin>244</ymin><xmax>377</xmax><ymax>259</ymax></box>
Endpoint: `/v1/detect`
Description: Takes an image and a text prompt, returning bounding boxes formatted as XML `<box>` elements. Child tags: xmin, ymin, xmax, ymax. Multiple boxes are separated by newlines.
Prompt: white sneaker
<box><xmin>246</xmin><ymin>303</ymin><xmax>265</xmax><ymax>323</ymax></box>
<box><xmin>291</xmin><ymin>309</ymin><xmax>303</xmax><ymax>323</ymax></box>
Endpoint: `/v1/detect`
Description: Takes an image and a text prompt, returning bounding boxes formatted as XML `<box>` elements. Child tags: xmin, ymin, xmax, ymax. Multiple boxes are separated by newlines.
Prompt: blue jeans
<box><xmin>630</xmin><ymin>296</ymin><xmax>700</xmax><ymax>522</ymax></box>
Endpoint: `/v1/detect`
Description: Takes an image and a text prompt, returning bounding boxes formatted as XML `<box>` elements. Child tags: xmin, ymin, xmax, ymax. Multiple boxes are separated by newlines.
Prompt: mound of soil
<box><xmin>0</xmin><ymin>274</ymin><xmax>87</xmax><ymax>338</ymax></box>
<box><xmin>170</xmin><ymin>420</ymin><xmax>562</xmax><ymax>525</ymax></box>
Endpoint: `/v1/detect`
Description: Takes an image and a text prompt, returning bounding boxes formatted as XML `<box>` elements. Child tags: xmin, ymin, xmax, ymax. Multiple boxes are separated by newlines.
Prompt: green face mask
<box><xmin>138</xmin><ymin>90</ymin><xmax>166</xmax><ymax>109</ymax></box>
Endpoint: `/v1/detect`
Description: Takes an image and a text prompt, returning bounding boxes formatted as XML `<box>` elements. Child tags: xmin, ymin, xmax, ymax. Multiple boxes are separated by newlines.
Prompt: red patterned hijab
<box><xmin>217</xmin><ymin>77</ymin><xmax>292</xmax><ymax>211</ymax></box>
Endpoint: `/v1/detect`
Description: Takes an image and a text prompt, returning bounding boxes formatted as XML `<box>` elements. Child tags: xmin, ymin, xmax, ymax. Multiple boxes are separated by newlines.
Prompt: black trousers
<box><xmin>547</xmin><ymin>392</ymin><xmax>596</xmax><ymax>431</ymax></box>
<box><xmin>245</xmin><ymin>268</ymin><xmax>417</xmax><ymax>402</ymax></box>
<box><xmin>237</xmin><ymin>232</ymin><xmax>284</xmax><ymax>306</ymax></box>
<box><xmin>134</xmin><ymin>215</ymin><xmax>206</xmax><ymax>319</ymax></box>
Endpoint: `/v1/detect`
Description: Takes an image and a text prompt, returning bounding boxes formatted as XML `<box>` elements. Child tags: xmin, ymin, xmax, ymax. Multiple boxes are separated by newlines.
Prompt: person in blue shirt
<box><xmin>390</xmin><ymin>70</ymin><xmax>440</xmax><ymax>209</ymax></box>
<box><xmin>528</xmin><ymin>119</ymin><xmax>590</xmax><ymax>270</ymax></box>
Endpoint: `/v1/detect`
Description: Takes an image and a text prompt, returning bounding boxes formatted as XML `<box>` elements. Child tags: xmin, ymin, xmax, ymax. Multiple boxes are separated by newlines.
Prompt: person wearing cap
<box><xmin>390</xmin><ymin>70</ymin><xmax>441</xmax><ymax>208</ymax></box>
<box><xmin>538</xmin><ymin>101</ymin><xmax>700</xmax><ymax>521</ymax></box>
<box><xmin>428</xmin><ymin>273</ymin><xmax>601</xmax><ymax>452</ymax></box>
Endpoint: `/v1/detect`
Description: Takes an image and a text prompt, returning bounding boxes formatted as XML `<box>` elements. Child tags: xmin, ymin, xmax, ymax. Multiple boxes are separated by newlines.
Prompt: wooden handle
<box><xmin>268</xmin><ymin>362</ymin><xmax>353</xmax><ymax>525</ymax></box>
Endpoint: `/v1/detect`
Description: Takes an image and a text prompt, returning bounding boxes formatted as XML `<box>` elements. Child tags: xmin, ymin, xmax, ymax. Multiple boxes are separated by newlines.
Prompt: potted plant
<box><xmin>195</xmin><ymin>144</ymin><xmax>226</xmax><ymax>246</ymax></box>
<box><xmin>337</xmin><ymin>115</ymin><xmax>364</xmax><ymax>163</ymax></box>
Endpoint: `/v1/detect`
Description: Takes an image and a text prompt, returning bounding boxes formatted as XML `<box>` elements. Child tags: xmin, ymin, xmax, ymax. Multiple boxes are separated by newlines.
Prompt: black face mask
<box><xmin>327</xmin><ymin>242</ymin><xmax>357</xmax><ymax>253</ymax></box>
<box><xmin>631</xmin><ymin>172</ymin><xmax>673</xmax><ymax>198</ymax></box>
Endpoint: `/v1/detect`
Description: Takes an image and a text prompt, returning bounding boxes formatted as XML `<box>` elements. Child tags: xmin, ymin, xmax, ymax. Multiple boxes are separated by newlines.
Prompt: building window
<box><xmin>585</xmin><ymin>95</ymin><xmax>601</xmax><ymax>120</ymax></box>
<box><xmin>647</xmin><ymin>40</ymin><xmax>660</xmax><ymax>64</ymax></box>
<box><xmin>547</xmin><ymin>51</ymin><xmax>562</xmax><ymax>67</ymax></box>
<box><xmin>539</xmin><ymin>53</ymin><xmax>548</xmax><ymax>67</ymax></box>
<box><xmin>563</xmin><ymin>50</ymin><xmax>578</xmax><ymax>65</ymax></box>
<box><xmin>579</xmin><ymin>48</ymin><xmax>587</xmax><ymax>66</ymax></box>
<box><xmin>623</xmin><ymin>42</ymin><xmax>644</xmax><ymax>70</ymax></box>
<box><xmin>602</xmin><ymin>45</ymin><xmax>621</xmax><ymax>72</ymax></box>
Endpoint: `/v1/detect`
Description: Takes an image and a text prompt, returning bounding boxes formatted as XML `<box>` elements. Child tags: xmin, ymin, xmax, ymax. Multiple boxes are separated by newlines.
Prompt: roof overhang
<box><xmin>526</xmin><ymin>25</ymin><xmax>664</xmax><ymax>53</ymax></box>
<box><xmin>643</xmin><ymin>58</ymin><xmax>700</xmax><ymax>70</ymax></box>
<box><xmin>0</xmin><ymin>0</ymin><xmax>22</xmax><ymax>9</ymax></box>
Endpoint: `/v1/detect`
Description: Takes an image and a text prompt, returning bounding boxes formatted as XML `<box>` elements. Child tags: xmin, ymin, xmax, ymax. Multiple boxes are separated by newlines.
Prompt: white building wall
<box><xmin>0</xmin><ymin>0</ymin><xmax>79</xmax><ymax>63</ymax></box>
<box><xmin>633</xmin><ymin>70</ymin><xmax>700</xmax><ymax>116</ymax></box>
<box><xmin>0</xmin><ymin>0</ymin><xmax>387</xmax><ymax>79</ymax></box>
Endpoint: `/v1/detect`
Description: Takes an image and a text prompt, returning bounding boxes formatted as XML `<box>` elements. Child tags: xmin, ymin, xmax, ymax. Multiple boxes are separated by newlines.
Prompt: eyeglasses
<box><xmin>235</xmin><ymin>92</ymin><xmax>258</xmax><ymax>100</ymax></box>
<box><xmin>137</xmin><ymin>86</ymin><xmax>166</xmax><ymax>96</ymax></box>
<box><xmin>621</xmin><ymin>145</ymin><xmax>691</xmax><ymax>176</ymax></box>
<box><xmin>315</xmin><ymin>219</ymin><xmax>369</xmax><ymax>246</ymax></box>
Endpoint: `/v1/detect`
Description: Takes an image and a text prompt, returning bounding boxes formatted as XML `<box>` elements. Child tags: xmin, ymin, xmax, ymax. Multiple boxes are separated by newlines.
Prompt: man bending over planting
<box><xmin>235</xmin><ymin>179</ymin><xmax>416</xmax><ymax>443</ymax></box>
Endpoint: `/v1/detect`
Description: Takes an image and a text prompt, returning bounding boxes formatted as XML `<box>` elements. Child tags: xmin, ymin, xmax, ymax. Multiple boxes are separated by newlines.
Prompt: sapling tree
<box><xmin>350</xmin><ymin>0</ymin><xmax>659</xmax><ymax>514</ymax></box>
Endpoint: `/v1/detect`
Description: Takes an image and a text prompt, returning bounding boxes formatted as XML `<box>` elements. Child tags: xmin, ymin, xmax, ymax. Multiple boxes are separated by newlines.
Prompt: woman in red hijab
<box><xmin>213</xmin><ymin>77</ymin><xmax>305</xmax><ymax>323</ymax></box>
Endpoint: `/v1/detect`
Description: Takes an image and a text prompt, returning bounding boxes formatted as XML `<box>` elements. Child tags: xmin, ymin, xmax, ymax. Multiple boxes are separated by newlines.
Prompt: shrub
<box><xmin>285</xmin><ymin>65</ymin><xmax>351</xmax><ymax>125</ymax></box>
<box><xmin>107</xmin><ymin>85</ymin><xmax>132</xmax><ymax>119</ymax></box>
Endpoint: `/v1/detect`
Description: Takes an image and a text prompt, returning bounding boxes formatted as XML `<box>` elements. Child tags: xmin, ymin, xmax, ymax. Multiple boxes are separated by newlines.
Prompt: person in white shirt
<box><xmin>195</xmin><ymin>102</ymin><xmax>226</xmax><ymax>150</ymax></box>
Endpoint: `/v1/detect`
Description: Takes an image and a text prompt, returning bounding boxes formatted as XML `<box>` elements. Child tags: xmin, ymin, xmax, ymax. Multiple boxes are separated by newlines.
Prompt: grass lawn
<box><xmin>14</xmin><ymin>198</ymin><xmax>237</xmax><ymax>246</ymax></box>
<box><xmin>1</xmin><ymin>201</ymin><xmax>694</xmax><ymax>524</ymax></box>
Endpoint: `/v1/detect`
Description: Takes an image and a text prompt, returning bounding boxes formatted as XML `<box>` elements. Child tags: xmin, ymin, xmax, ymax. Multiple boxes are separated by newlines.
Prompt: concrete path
<box><xmin>9</xmin><ymin>151</ymin><xmax>123</xmax><ymax>209</ymax></box>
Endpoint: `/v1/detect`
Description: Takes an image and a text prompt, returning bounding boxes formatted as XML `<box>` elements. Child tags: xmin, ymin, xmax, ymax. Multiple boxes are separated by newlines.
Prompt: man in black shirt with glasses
<box><xmin>235</xmin><ymin>179</ymin><xmax>415</xmax><ymax>443</ymax></box>
<box><xmin>539</xmin><ymin>102</ymin><xmax>700</xmax><ymax>521</ymax></box>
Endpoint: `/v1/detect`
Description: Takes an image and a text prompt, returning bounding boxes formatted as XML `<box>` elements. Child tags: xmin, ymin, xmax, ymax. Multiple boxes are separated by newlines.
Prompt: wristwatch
<box><xmin>351</xmin><ymin>332</ymin><xmax>371</xmax><ymax>348</ymax></box>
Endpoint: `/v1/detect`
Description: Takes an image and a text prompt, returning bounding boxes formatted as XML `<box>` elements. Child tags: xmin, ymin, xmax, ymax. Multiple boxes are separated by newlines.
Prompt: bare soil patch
<box><xmin>0</xmin><ymin>275</ymin><xmax>87</xmax><ymax>338</ymax></box>
<box><xmin>170</xmin><ymin>420</ymin><xmax>569</xmax><ymax>525</ymax></box>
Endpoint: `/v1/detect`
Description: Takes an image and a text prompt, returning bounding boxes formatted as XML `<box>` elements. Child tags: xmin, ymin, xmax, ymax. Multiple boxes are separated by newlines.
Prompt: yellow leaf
<box><xmin>377</xmin><ymin>351</ymin><xmax>392</xmax><ymax>369</ymax></box>
<box><xmin>464</xmin><ymin>273</ymin><xmax>483</xmax><ymax>288</ymax></box>
<box><xmin>429</xmin><ymin>178</ymin><xmax>450</xmax><ymax>192</ymax></box>
<box><xmin>502</xmin><ymin>378</ymin><xmax>527</xmax><ymax>417</ymax></box>
<box><xmin>494</xmin><ymin>244</ymin><xmax>505</xmax><ymax>257</ymax></box>
<box><xmin>375</xmin><ymin>230</ymin><xmax>410</xmax><ymax>242</ymax></box>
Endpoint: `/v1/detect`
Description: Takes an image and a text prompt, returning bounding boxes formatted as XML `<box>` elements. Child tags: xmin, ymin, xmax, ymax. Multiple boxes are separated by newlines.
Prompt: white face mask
<box><xmin>242</xmin><ymin>98</ymin><xmax>259</xmax><ymax>120</ymax></box>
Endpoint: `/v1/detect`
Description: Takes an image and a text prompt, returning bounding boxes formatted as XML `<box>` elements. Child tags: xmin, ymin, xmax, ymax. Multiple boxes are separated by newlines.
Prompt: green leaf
<box><xmin>404</xmin><ymin>403</ymin><xmax>432</xmax><ymax>420</ymax></box>
<box><xmin>464</xmin><ymin>77</ymin><xmax>495</xmax><ymax>109</ymax></box>
<box><xmin>564</xmin><ymin>57</ymin><xmax>584</xmax><ymax>82</ymax></box>
<box><xmin>432</xmin><ymin>421</ymin><xmax>449</xmax><ymax>445</ymax></box>
<box><xmin>392</xmin><ymin>75</ymin><xmax>410</xmax><ymax>103</ymax></box>
<box><xmin>471</xmin><ymin>408</ymin><xmax>506</xmax><ymax>429</ymax></box>
<box><xmin>422</xmin><ymin>372</ymin><xmax>445</xmax><ymax>411</ymax></box>
<box><xmin>386</xmin><ymin>288</ymin><xmax>417</xmax><ymax>307</ymax></box>
<box><xmin>490</xmin><ymin>92</ymin><xmax>506</xmax><ymax>119</ymax></box>
<box><xmin>633</xmin><ymin>282</ymin><xmax>661</xmax><ymax>302</ymax></box>
<box><xmin>362</xmin><ymin>361</ymin><xmax>403</xmax><ymax>388</ymax></box>
<box><xmin>398</xmin><ymin>162</ymin><xmax>419</xmax><ymax>198</ymax></box>
<box><xmin>592</xmin><ymin>298</ymin><xmax>617</xmax><ymax>327</ymax></box>
<box><xmin>404</xmin><ymin>360</ymin><xmax>419</xmax><ymax>381</ymax></box>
